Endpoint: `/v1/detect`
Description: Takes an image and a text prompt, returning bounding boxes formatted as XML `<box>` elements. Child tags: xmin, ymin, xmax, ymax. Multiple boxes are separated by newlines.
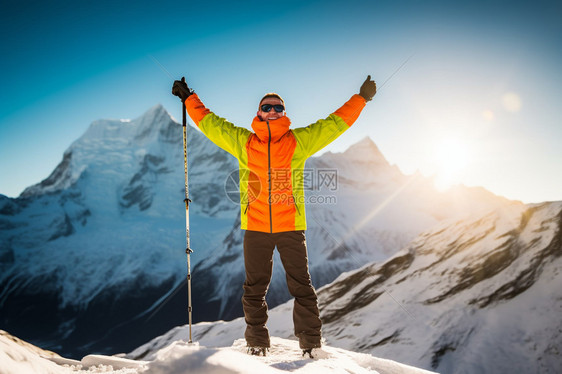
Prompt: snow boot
<box><xmin>302</xmin><ymin>347</ymin><xmax>328</xmax><ymax>359</ymax></box>
<box><xmin>247</xmin><ymin>346</ymin><xmax>268</xmax><ymax>356</ymax></box>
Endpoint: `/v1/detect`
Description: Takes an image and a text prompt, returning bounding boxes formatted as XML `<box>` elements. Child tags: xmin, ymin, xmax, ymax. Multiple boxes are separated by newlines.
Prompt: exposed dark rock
<box><xmin>0</xmin><ymin>195</ymin><xmax>23</xmax><ymax>216</ymax></box>
<box><xmin>469</xmin><ymin>209</ymin><xmax>562</xmax><ymax>308</ymax></box>
<box><xmin>21</xmin><ymin>151</ymin><xmax>73</xmax><ymax>198</ymax></box>
<box><xmin>191</xmin><ymin>151</ymin><xmax>231</xmax><ymax>170</ymax></box>
<box><xmin>58</xmin><ymin>190</ymin><xmax>82</xmax><ymax>205</ymax></box>
<box><xmin>428</xmin><ymin>221</ymin><xmax>496</xmax><ymax>270</ymax></box>
<box><xmin>424</xmin><ymin>236</ymin><xmax>521</xmax><ymax>304</ymax></box>
<box><xmin>120</xmin><ymin>154</ymin><xmax>173</xmax><ymax>211</ymax></box>
<box><xmin>120</xmin><ymin>185</ymin><xmax>153</xmax><ymax>211</ymax></box>
<box><xmin>431</xmin><ymin>327</ymin><xmax>475</xmax><ymax>369</ymax></box>
<box><xmin>424</xmin><ymin>206</ymin><xmax>562</xmax><ymax>306</ymax></box>
<box><xmin>326</xmin><ymin>242</ymin><xmax>355</xmax><ymax>260</ymax></box>
<box><xmin>357</xmin><ymin>329</ymin><xmax>402</xmax><ymax>350</ymax></box>
<box><xmin>40</xmin><ymin>151</ymin><xmax>72</xmax><ymax>189</ymax></box>
<box><xmin>322</xmin><ymin>290</ymin><xmax>383</xmax><ymax>325</ymax></box>
<box><xmin>77</xmin><ymin>209</ymin><xmax>92</xmax><ymax>226</ymax></box>
<box><xmin>320</xmin><ymin>251</ymin><xmax>414</xmax><ymax>324</ymax></box>
<box><xmin>48</xmin><ymin>214</ymin><xmax>75</xmax><ymax>241</ymax></box>
<box><xmin>146</xmin><ymin>154</ymin><xmax>165</xmax><ymax>166</ymax></box>
<box><xmin>216</xmin><ymin>253</ymin><xmax>239</xmax><ymax>265</ymax></box>
<box><xmin>222</xmin><ymin>214</ymin><xmax>243</xmax><ymax>248</ymax></box>
<box><xmin>321</xmin><ymin>250</ymin><xmax>413</xmax><ymax>306</ymax></box>
<box><xmin>0</xmin><ymin>219</ymin><xmax>19</xmax><ymax>230</ymax></box>
<box><xmin>311</xmin><ymin>263</ymin><xmax>348</xmax><ymax>289</ymax></box>
<box><xmin>0</xmin><ymin>243</ymin><xmax>15</xmax><ymax>270</ymax></box>
<box><xmin>431</xmin><ymin>344</ymin><xmax>456</xmax><ymax>369</ymax></box>
<box><xmin>190</xmin><ymin>183</ymin><xmax>233</xmax><ymax>216</ymax></box>
<box><xmin>158</xmin><ymin>119</ymin><xmax>182</xmax><ymax>143</ymax></box>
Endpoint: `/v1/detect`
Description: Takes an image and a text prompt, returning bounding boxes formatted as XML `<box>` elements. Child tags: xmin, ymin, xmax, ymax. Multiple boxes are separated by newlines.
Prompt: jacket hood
<box><xmin>251</xmin><ymin>116</ymin><xmax>292</xmax><ymax>142</ymax></box>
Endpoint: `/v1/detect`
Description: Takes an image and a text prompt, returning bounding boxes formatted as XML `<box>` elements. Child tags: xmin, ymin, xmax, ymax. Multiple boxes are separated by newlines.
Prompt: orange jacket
<box><xmin>185</xmin><ymin>93</ymin><xmax>366</xmax><ymax>233</ymax></box>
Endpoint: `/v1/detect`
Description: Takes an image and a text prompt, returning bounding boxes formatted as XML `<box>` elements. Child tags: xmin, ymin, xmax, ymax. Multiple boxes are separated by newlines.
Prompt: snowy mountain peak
<box><xmin>142</xmin><ymin>103</ymin><xmax>168</xmax><ymax>120</ymax></box>
<box><xmin>139</xmin><ymin>103</ymin><xmax>175</xmax><ymax>126</ymax></box>
<box><xmin>342</xmin><ymin>136</ymin><xmax>388</xmax><ymax>164</ymax></box>
<box><xmin>132</xmin><ymin>104</ymin><xmax>179</xmax><ymax>143</ymax></box>
<box><xmin>308</xmin><ymin>136</ymin><xmax>400</xmax><ymax>188</ymax></box>
<box><xmin>77</xmin><ymin>104</ymin><xmax>177</xmax><ymax>145</ymax></box>
<box><xmin>20</xmin><ymin>105</ymin><xmax>182</xmax><ymax>198</ymax></box>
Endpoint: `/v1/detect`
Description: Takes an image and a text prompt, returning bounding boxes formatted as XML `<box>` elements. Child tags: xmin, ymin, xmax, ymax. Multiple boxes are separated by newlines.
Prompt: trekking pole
<box><xmin>181</xmin><ymin>76</ymin><xmax>194</xmax><ymax>343</ymax></box>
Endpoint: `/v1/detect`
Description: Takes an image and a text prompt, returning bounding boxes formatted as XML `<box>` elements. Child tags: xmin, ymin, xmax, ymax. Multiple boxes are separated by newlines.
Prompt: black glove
<box><xmin>172</xmin><ymin>78</ymin><xmax>194</xmax><ymax>102</ymax></box>
<box><xmin>359</xmin><ymin>75</ymin><xmax>377</xmax><ymax>102</ymax></box>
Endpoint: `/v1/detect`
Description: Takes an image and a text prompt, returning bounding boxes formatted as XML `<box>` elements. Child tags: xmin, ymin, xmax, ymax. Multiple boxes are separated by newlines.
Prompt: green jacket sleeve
<box><xmin>185</xmin><ymin>94</ymin><xmax>251</xmax><ymax>159</ymax></box>
<box><xmin>292</xmin><ymin>94</ymin><xmax>366</xmax><ymax>157</ymax></box>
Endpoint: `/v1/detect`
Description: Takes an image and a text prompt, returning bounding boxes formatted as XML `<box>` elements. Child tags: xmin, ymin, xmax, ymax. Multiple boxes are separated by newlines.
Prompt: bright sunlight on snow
<box><xmin>1</xmin><ymin>332</ymin><xmax>436</xmax><ymax>374</ymax></box>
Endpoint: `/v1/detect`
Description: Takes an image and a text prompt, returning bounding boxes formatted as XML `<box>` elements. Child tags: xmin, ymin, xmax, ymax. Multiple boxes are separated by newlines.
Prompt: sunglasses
<box><xmin>260</xmin><ymin>104</ymin><xmax>285</xmax><ymax>113</ymax></box>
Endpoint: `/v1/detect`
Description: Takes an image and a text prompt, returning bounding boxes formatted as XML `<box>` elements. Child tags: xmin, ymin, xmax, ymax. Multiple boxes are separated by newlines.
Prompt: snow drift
<box><xmin>0</xmin><ymin>330</ymin><xmax>435</xmax><ymax>374</ymax></box>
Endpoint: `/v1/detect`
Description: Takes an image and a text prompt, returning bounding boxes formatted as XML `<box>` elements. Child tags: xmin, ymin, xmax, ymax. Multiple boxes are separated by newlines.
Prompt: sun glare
<box><xmin>432</xmin><ymin>138</ymin><xmax>470</xmax><ymax>191</ymax></box>
<box><xmin>502</xmin><ymin>92</ymin><xmax>522</xmax><ymax>113</ymax></box>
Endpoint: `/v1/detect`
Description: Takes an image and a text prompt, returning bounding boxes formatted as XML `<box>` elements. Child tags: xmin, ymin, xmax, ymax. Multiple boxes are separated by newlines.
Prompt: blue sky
<box><xmin>1</xmin><ymin>0</ymin><xmax>561</xmax><ymax>203</ymax></box>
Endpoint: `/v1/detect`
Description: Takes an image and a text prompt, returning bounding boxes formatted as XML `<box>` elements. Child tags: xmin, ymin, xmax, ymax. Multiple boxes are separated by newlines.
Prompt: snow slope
<box><xmin>0</xmin><ymin>330</ymin><xmax>435</xmax><ymax>374</ymax></box>
<box><xmin>133</xmin><ymin>201</ymin><xmax>562</xmax><ymax>374</ymax></box>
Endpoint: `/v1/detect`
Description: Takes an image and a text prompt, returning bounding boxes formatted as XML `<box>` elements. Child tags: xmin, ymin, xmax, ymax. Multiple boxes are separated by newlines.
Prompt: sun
<box><xmin>432</xmin><ymin>138</ymin><xmax>470</xmax><ymax>191</ymax></box>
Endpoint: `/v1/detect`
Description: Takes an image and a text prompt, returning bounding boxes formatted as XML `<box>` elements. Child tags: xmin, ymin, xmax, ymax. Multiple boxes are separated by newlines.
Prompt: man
<box><xmin>172</xmin><ymin>76</ymin><xmax>376</xmax><ymax>356</ymax></box>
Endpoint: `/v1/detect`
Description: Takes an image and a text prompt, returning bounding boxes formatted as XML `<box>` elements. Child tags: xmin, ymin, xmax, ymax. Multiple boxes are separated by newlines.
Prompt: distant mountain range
<box><xmin>0</xmin><ymin>104</ymin><xmax>517</xmax><ymax>358</ymax></box>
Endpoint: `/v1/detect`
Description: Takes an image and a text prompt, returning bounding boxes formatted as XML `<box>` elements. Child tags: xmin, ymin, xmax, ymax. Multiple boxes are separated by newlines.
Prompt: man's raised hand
<box><xmin>172</xmin><ymin>77</ymin><xmax>194</xmax><ymax>102</ymax></box>
<box><xmin>359</xmin><ymin>75</ymin><xmax>377</xmax><ymax>102</ymax></box>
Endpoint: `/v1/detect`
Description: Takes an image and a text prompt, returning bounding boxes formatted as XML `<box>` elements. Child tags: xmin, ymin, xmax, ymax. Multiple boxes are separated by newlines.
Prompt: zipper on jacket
<box><xmin>267</xmin><ymin>120</ymin><xmax>273</xmax><ymax>233</ymax></box>
<box><xmin>244</xmin><ymin>202</ymin><xmax>249</xmax><ymax>215</ymax></box>
<box><xmin>292</xmin><ymin>194</ymin><xmax>301</xmax><ymax>215</ymax></box>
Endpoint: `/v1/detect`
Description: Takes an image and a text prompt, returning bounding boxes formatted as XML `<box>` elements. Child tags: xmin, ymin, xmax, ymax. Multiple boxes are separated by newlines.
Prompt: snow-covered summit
<box><xmin>1</xmin><ymin>330</ymin><xmax>435</xmax><ymax>374</ymax></box>
<box><xmin>313</xmin><ymin>136</ymin><xmax>401</xmax><ymax>187</ymax></box>
<box><xmin>20</xmin><ymin>104</ymin><xmax>179</xmax><ymax>198</ymax></box>
<box><xmin>341</xmin><ymin>136</ymin><xmax>388</xmax><ymax>163</ymax></box>
<box><xmin>77</xmin><ymin>104</ymin><xmax>172</xmax><ymax>142</ymax></box>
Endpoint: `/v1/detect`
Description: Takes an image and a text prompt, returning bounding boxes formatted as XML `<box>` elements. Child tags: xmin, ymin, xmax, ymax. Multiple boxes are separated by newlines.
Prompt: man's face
<box><xmin>257</xmin><ymin>97</ymin><xmax>285</xmax><ymax>122</ymax></box>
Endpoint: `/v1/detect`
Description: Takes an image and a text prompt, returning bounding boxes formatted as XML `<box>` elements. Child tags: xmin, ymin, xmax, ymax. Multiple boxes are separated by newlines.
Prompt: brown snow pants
<box><xmin>242</xmin><ymin>230</ymin><xmax>322</xmax><ymax>349</ymax></box>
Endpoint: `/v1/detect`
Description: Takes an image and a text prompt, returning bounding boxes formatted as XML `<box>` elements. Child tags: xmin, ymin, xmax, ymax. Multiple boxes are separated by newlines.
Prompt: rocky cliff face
<box><xmin>316</xmin><ymin>201</ymin><xmax>562</xmax><ymax>373</ymax></box>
